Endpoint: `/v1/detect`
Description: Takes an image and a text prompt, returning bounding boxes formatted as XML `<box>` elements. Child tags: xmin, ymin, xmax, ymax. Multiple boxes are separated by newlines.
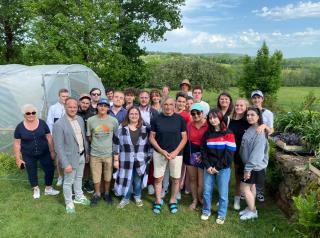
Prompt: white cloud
<box><xmin>254</xmin><ymin>1</ymin><xmax>320</xmax><ymax>20</ymax></box>
<box><xmin>142</xmin><ymin>27</ymin><xmax>320</xmax><ymax>54</ymax></box>
<box><xmin>182</xmin><ymin>0</ymin><xmax>240</xmax><ymax>11</ymax></box>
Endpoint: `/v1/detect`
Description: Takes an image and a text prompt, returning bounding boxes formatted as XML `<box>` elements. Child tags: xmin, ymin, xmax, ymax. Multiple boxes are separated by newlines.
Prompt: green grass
<box><xmin>0</xmin><ymin>169</ymin><xmax>298</xmax><ymax>238</ymax></box>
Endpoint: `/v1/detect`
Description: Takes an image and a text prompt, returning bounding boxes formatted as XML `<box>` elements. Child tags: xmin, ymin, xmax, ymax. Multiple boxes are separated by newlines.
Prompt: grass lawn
<box><xmin>193</xmin><ymin>87</ymin><xmax>320</xmax><ymax>111</ymax></box>
<box><xmin>0</xmin><ymin>170</ymin><xmax>298</xmax><ymax>238</ymax></box>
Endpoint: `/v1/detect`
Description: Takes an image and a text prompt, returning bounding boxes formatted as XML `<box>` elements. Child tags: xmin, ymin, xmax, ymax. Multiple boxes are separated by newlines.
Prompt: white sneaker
<box><xmin>147</xmin><ymin>185</ymin><xmax>155</xmax><ymax>195</ymax></box>
<box><xmin>200</xmin><ymin>213</ymin><xmax>211</xmax><ymax>220</ymax></box>
<box><xmin>45</xmin><ymin>187</ymin><xmax>60</xmax><ymax>196</ymax></box>
<box><xmin>176</xmin><ymin>191</ymin><xmax>181</xmax><ymax>200</ymax></box>
<box><xmin>216</xmin><ymin>217</ymin><xmax>225</xmax><ymax>225</ymax></box>
<box><xmin>240</xmin><ymin>210</ymin><xmax>258</xmax><ymax>220</ymax></box>
<box><xmin>239</xmin><ymin>207</ymin><xmax>250</xmax><ymax>216</ymax></box>
<box><xmin>56</xmin><ymin>176</ymin><xmax>63</xmax><ymax>186</ymax></box>
<box><xmin>234</xmin><ymin>196</ymin><xmax>240</xmax><ymax>210</ymax></box>
<box><xmin>33</xmin><ymin>187</ymin><xmax>40</xmax><ymax>199</ymax></box>
<box><xmin>117</xmin><ymin>199</ymin><xmax>130</xmax><ymax>209</ymax></box>
<box><xmin>134</xmin><ymin>198</ymin><xmax>143</xmax><ymax>207</ymax></box>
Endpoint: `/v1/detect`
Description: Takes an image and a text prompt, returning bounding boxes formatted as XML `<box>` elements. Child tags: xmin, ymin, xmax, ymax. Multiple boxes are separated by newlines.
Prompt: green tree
<box><xmin>238</xmin><ymin>41</ymin><xmax>283</xmax><ymax>101</ymax></box>
<box><xmin>0</xmin><ymin>0</ymin><xmax>30</xmax><ymax>63</ymax></box>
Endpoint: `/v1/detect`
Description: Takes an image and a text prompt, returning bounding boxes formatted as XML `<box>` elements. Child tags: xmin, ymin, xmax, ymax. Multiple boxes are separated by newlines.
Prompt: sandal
<box><xmin>152</xmin><ymin>199</ymin><xmax>164</xmax><ymax>214</ymax></box>
<box><xmin>169</xmin><ymin>202</ymin><xmax>178</xmax><ymax>214</ymax></box>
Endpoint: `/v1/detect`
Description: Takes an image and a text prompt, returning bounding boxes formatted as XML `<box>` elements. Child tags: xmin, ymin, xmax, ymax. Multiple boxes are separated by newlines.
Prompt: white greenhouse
<box><xmin>0</xmin><ymin>64</ymin><xmax>105</xmax><ymax>152</ymax></box>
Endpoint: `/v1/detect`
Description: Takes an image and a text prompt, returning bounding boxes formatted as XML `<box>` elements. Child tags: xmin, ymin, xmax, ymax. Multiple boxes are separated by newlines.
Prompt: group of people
<box><xmin>13</xmin><ymin>79</ymin><xmax>273</xmax><ymax>224</ymax></box>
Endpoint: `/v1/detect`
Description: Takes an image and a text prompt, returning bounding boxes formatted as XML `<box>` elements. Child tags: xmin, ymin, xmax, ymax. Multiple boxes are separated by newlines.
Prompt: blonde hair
<box><xmin>21</xmin><ymin>104</ymin><xmax>38</xmax><ymax>114</ymax></box>
<box><xmin>231</xmin><ymin>98</ymin><xmax>249</xmax><ymax>119</ymax></box>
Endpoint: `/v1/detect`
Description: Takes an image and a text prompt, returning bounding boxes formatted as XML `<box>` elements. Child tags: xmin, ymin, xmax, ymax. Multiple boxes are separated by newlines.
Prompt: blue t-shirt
<box><xmin>151</xmin><ymin>112</ymin><xmax>186</xmax><ymax>155</ymax></box>
<box><xmin>14</xmin><ymin>119</ymin><xmax>50</xmax><ymax>156</ymax></box>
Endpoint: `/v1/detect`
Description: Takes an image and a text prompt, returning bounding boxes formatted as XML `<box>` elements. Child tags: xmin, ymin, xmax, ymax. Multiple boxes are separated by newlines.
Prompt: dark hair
<box><xmin>58</xmin><ymin>88</ymin><xmax>69</xmax><ymax>96</ymax></box>
<box><xmin>207</xmin><ymin>108</ymin><xmax>227</xmax><ymax>132</ymax></box>
<box><xmin>247</xmin><ymin>106</ymin><xmax>264</xmax><ymax>125</ymax></box>
<box><xmin>217</xmin><ymin>92</ymin><xmax>234</xmax><ymax>117</ymax></box>
<box><xmin>150</xmin><ymin>89</ymin><xmax>162</xmax><ymax>99</ymax></box>
<box><xmin>124</xmin><ymin>88</ymin><xmax>136</xmax><ymax>96</ymax></box>
<box><xmin>89</xmin><ymin>88</ymin><xmax>101</xmax><ymax>95</ymax></box>
<box><xmin>139</xmin><ymin>90</ymin><xmax>150</xmax><ymax>97</ymax></box>
<box><xmin>105</xmin><ymin>87</ymin><xmax>114</xmax><ymax>94</ymax></box>
<box><xmin>192</xmin><ymin>85</ymin><xmax>203</xmax><ymax>93</ymax></box>
<box><xmin>122</xmin><ymin>106</ymin><xmax>143</xmax><ymax>128</ymax></box>
<box><xmin>186</xmin><ymin>96</ymin><xmax>194</xmax><ymax>101</ymax></box>
<box><xmin>176</xmin><ymin>92</ymin><xmax>187</xmax><ymax>100</ymax></box>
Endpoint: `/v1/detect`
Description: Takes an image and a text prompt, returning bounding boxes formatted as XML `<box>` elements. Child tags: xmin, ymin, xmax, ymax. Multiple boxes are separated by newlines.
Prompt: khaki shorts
<box><xmin>153</xmin><ymin>151</ymin><xmax>183</xmax><ymax>179</ymax></box>
<box><xmin>90</xmin><ymin>156</ymin><xmax>113</xmax><ymax>183</ymax></box>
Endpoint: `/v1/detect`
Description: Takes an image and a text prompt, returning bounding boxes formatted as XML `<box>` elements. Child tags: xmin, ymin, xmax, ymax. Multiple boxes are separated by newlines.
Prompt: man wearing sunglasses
<box><xmin>86</xmin><ymin>98</ymin><xmax>119</xmax><ymax>206</ymax></box>
<box><xmin>46</xmin><ymin>88</ymin><xmax>69</xmax><ymax>186</ymax></box>
<box><xmin>89</xmin><ymin>88</ymin><xmax>102</xmax><ymax>115</ymax></box>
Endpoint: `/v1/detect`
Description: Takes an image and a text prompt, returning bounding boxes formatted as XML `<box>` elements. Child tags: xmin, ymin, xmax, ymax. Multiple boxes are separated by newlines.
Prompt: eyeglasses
<box><xmin>25</xmin><ymin>111</ymin><xmax>36</xmax><ymax>115</ymax></box>
<box><xmin>191</xmin><ymin>111</ymin><xmax>202</xmax><ymax>117</ymax></box>
<box><xmin>98</xmin><ymin>104</ymin><xmax>108</xmax><ymax>107</ymax></box>
<box><xmin>91</xmin><ymin>93</ymin><xmax>101</xmax><ymax>96</ymax></box>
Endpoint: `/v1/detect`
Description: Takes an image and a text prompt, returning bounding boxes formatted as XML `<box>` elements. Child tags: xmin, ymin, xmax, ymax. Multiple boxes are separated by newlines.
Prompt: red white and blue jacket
<box><xmin>200</xmin><ymin>128</ymin><xmax>236</xmax><ymax>170</ymax></box>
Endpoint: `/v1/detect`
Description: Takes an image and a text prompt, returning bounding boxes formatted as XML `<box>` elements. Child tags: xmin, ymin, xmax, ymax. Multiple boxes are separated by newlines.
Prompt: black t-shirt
<box><xmin>129</xmin><ymin>128</ymin><xmax>140</xmax><ymax>145</ymax></box>
<box><xmin>14</xmin><ymin>119</ymin><xmax>50</xmax><ymax>156</ymax></box>
<box><xmin>151</xmin><ymin>112</ymin><xmax>186</xmax><ymax>155</ymax></box>
<box><xmin>229</xmin><ymin>117</ymin><xmax>250</xmax><ymax>152</ymax></box>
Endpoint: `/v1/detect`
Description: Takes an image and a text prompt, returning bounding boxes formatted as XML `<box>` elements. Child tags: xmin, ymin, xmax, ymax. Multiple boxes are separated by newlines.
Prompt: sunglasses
<box><xmin>91</xmin><ymin>93</ymin><xmax>101</xmax><ymax>96</ymax></box>
<box><xmin>25</xmin><ymin>111</ymin><xmax>36</xmax><ymax>115</ymax></box>
<box><xmin>191</xmin><ymin>111</ymin><xmax>202</xmax><ymax>117</ymax></box>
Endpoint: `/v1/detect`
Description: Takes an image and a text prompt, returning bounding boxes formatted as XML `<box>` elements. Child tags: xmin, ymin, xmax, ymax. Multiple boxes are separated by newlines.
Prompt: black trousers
<box><xmin>23</xmin><ymin>152</ymin><xmax>54</xmax><ymax>187</ymax></box>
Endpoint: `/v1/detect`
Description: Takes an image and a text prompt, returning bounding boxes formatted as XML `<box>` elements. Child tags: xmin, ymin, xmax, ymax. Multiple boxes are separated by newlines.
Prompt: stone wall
<box><xmin>274</xmin><ymin>152</ymin><xmax>318</xmax><ymax>218</ymax></box>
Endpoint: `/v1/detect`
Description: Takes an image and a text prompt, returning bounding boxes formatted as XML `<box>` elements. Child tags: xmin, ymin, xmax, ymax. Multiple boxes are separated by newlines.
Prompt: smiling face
<box><xmin>186</xmin><ymin>98</ymin><xmax>194</xmax><ymax>112</ymax></box>
<box><xmin>79</xmin><ymin>98</ymin><xmax>90</xmax><ymax>111</ymax></box>
<box><xmin>176</xmin><ymin>96</ymin><xmax>186</xmax><ymax>111</ymax></box>
<box><xmin>125</xmin><ymin>93</ymin><xmax>135</xmax><ymax>104</ymax></box>
<box><xmin>97</xmin><ymin>103</ymin><xmax>109</xmax><ymax>116</ymax></box>
<box><xmin>234</xmin><ymin>99</ymin><xmax>247</xmax><ymax>116</ymax></box>
<box><xmin>151</xmin><ymin>93</ymin><xmax>161</xmax><ymax>104</ymax></box>
<box><xmin>219</xmin><ymin>95</ymin><xmax>231</xmax><ymax>109</ymax></box>
<box><xmin>128</xmin><ymin>108</ymin><xmax>140</xmax><ymax>124</ymax></box>
<box><xmin>24</xmin><ymin>109</ymin><xmax>37</xmax><ymax>122</ymax></box>
<box><xmin>191</xmin><ymin>110</ymin><xmax>203</xmax><ymax>122</ymax></box>
<box><xmin>65</xmin><ymin>99</ymin><xmax>78</xmax><ymax>118</ymax></box>
<box><xmin>208</xmin><ymin>114</ymin><xmax>220</xmax><ymax>128</ymax></box>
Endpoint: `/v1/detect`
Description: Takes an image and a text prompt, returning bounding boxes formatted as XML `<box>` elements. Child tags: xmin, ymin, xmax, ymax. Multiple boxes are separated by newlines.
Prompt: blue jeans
<box><xmin>124</xmin><ymin>169</ymin><xmax>142</xmax><ymax>200</ymax></box>
<box><xmin>202</xmin><ymin>167</ymin><xmax>231</xmax><ymax>219</ymax></box>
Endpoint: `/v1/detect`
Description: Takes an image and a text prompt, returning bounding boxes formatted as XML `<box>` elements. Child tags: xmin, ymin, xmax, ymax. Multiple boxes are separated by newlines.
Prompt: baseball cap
<box><xmin>251</xmin><ymin>90</ymin><xmax>264</xmax><ymax>98</ymax></box>
<box><xmin>79</xmin><ymin>93</ymin><xmax>91</xmax><ymax>101</ymax></box>
<box><xmin>97</xmin><ymin>98</ymin><xmax>110</xmax><ymax>106</ymax></box>
<box><xmin>190</xmin><ymin>103</ymin><xmax>203</xmax><ymax>112</ymax></box>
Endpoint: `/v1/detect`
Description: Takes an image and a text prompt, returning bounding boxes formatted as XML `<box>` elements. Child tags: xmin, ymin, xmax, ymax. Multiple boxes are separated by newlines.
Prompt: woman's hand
<box><xmin>256</xmin><ymin>124</ymin><xmax>266</xmax><ymax>134</ymax></box>
<box><xmin>16</xmin><ymin>159</ymin><xmax>25</xmax><ymax>168</ymax></box>
<box><xmin>113</xmin><ymin>160</ymin><xmax>119</xmax><ymax>169</ymax></box>
<box><xmin>244</xmin><ymin>171</ymin><xmax>251</xmax><ymax>181</ymax></box>
<box><xmin>207</xmin><ymin>167</ymin><xmax>219</xmax><ymax>174</ymax></box>
<box><xmin>64</xmin><ymin>165</ymin><xmax>73</xmax><ymax>173</ymax></box>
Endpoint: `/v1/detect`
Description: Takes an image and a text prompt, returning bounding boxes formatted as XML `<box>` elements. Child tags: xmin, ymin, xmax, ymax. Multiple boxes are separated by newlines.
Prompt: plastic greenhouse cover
<box><xmin>0</xmin><ymin>64</ymin><xmax>105</xmax><ymax>153</ymax></box>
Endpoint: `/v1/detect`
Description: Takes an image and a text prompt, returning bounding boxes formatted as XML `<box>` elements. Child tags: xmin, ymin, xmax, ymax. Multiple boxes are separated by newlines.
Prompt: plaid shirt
<box><xmin>113</xmin><ymin>125</ymin><xmax>152</xmax><ymax>196</ymax></box>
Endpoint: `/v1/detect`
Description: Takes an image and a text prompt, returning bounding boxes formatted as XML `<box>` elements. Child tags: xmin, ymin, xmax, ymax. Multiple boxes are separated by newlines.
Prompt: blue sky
<box><xmin>141</xmin><ymin>0</ymin><xmax>320</xmax><ymax>58</ymax></box>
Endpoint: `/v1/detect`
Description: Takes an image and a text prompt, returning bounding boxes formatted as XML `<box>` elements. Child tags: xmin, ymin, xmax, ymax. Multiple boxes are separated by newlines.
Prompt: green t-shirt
<box><xmin>87</xmin><ymin>115</ymin><xmax>119</xmax><ymax>157</ymax></box>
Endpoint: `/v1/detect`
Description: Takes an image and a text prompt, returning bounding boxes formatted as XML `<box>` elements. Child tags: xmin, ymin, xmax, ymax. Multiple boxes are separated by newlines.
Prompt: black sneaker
<box><xmin>83</xmin><ymin>181</ymin><xmax>94</xmax><ymax>194</ymax></box>
<box><xmin>103</xmin><ymin>193</ymin><xmax>113</xmax><ymax>204</ymax></box>
<box><xmin>90</xmin><ymin>195</ymin><xmax>101</xmax><ymax>207</ymax></box>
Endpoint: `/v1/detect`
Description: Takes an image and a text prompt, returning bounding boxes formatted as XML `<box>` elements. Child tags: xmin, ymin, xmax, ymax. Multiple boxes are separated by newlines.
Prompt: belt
<box><xmin>80</xmin><ymin>150</ymin><xmax>85</xmax><ymax>156</ymax></box>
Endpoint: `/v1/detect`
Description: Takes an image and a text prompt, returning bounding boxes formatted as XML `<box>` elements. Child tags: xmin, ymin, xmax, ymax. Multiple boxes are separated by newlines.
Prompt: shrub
<box><xmin>265</xmin><ymin>140</ymin><xmax>282</xmax><ymax>194</ymax></box>
<box><xmin>0</xmin><ymin>152</ymin><xmax>19</xmax><ymax>176</ymax></box>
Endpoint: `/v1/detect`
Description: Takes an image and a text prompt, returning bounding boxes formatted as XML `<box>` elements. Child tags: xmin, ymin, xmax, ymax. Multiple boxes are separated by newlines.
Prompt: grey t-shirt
<box><xmin>87</xmin><ymin>115</ymin><xmax>119</xmax><ymax>157</ymax></box>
